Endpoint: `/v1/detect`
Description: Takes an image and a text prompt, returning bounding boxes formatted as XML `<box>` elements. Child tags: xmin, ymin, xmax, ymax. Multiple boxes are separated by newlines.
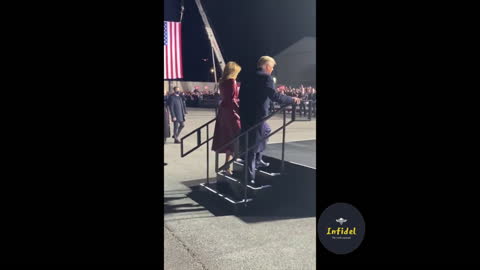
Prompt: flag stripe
<box><xmin>171</xmin><ymin>22</ymin><xmax>177</xmax><ymax>79</ymax></box>
<box><xmin>168</xmin><ymin>22</ymin><xmax>172</xmax><ymax>79</ymax></box>
<box><xmin>164</xmin><ymin>21</ymin><xmax>183</xmax><ymax>80</ymax></box>
<box><xmin>171</xmin><ymin>22</ymin><xmax>175</xmax><ymax>78</ymax></box>
<box><xmin>166</xmin><ymin>23</ymin><xmax>170</xmax><ymax>79</ymax></box>
<box><xmin>164</xmin><ymin>42</ymin><xmax>167</xmax><ymax>78</ymax></box>
<box><xmin>176</xmin><ymin>23</ymin><xmax>182</xmax><ymax>77</ymax></box>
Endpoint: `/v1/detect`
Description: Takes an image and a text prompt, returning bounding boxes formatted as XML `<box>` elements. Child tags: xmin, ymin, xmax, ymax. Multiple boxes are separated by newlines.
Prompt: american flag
<box><xmin>164</xmin><ymin>21</ymin><xmax>183</xmax><ymax>79</ymax></box>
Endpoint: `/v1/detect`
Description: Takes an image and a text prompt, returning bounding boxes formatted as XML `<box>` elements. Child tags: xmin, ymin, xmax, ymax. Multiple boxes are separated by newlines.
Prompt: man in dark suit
<box><xmin>310</xmin><ymin>88</ymin><xmax>316</xmax><ymax>117</ymax></box>
<box><xmin>239</xmin><ymin>56</ymin><xmax>301</xmax><ymax>185</ymax></box>
<box><xmin>168</xmin><ymin>86</ymin><xmax>187</xmax><ymax>144</ymax></box>
<box><xmin>298</xmin><ymin>85</ymin><xmax>308</xmax><ymax>116</ymax></box>
<box><xmin>180</xmin><ymin>91</ymin><xmax>188</xmax><ymax>114</ymax></box>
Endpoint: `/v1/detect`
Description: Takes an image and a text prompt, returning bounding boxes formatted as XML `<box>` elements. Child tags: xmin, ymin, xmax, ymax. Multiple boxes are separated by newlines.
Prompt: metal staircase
<box><xmin>180</xmin><ymin>104</ymin><xmax>298</xmax><ymax>211</ymax></box>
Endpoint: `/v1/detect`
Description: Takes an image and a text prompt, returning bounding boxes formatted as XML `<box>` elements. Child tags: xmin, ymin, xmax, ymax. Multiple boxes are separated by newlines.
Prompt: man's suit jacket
<box><xmin>239</xmin><ymin>68</ymin><xmax>294</xmax><ymax>152</ymax></box>
<box><xmin>167</xmin><ymin>94</ymin><xmax>186</xmax><ymax>122</ymax></box>
<box><xmin>239</xmin><ymin>68</ymin><xmax>294</xmax><ymax>127</ymax></box>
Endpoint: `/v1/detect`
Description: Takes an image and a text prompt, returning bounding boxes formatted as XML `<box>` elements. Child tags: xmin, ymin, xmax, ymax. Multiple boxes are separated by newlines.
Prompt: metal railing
<box><xmin>215</xmin><ymin>104</ymin><xmax>296</xmax><ymax>173</ymax></box>
<box><xmin>214</xmin><ymin>104</ymin><xmax>297</xmax><ymax>205</ymax></box>
<box><xmin>180</xmin><ymin>117</ymin><xmax>216</xmax><ymax>157</ymax></box>
<box><xmin>180</xmin><ymin>117</ymin><xmax>216</xmax><ymax>182</ymax></box>
<box><xmin>180</xmin><ymin>104</ymin><xmax>298</xmax><ymax>202</ymax></box>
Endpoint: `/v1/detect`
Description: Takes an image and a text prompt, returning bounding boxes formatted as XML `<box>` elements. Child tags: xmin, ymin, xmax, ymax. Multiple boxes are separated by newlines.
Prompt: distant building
<box><xmin>274</xmin><ymin>37</ymin><xmax>316</xmax><ymax>87</ymax></box>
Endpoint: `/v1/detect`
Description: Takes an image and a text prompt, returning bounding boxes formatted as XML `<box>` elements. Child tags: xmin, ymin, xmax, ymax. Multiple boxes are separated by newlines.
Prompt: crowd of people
<box><xmin>182</xmin><ymin>90</ymin><xmax>219</xmax><ymax>107</ymax></box>
<box><xmin>277</xmin><ymin>85</ymin><xmax>316</xmax><ymax>99</ymax></box>
<box><xmin>270</xmin><ymin>85</ymin><xmax>316</xmax><ymax>116</ymax></box>
<box><xmin>170</xmin><ymin>85</ymin><xmax>316</xmax><ymax>114</ymax></box>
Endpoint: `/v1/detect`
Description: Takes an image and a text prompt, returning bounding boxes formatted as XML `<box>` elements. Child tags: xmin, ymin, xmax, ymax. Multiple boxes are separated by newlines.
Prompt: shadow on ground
<box><xmin>168</xmin><ymin>178</ymin><xmax>316</xmax><ymax>223</ymax></box>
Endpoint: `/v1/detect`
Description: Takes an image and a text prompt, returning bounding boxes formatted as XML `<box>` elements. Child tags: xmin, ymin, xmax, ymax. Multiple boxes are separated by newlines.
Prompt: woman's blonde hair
<box><xmin>220</xmin><ymin>61</ymin><xmax>242</xmax><ymax>82</ymax></box>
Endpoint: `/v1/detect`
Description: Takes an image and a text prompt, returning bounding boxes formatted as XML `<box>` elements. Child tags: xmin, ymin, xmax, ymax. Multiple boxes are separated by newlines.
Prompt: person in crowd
<box><xmin>167</xmin><ymin>86</ymin><xmax>187</xmax><ymax>144</ymax></box>
<box><xmin>310</xmin><ymin>87</ymin><xmax>316</xmax><ymax>116</ymax></box>
<box><xmin>269</xmin><ymin>99</ymin><xmax>275</xmax><ymax>114</ymax></box>
<box><xmin>211</xmin><ymin>62</ymin><xmax>242</xmax><ymax>175</ymax></box>
<box><xmin>180</xmin><ymin>91</ymin><xmax>188</xmax><ymax>114</ymax></box>
<box><xmin>298</xmin><ymin>85</ymin><xmax>307</xmax><ymax>116</ymax></box>
<box><xmin>239</xmin><ymin>56</ymin><xmax>301</xmax><ymax>185</ymax></box>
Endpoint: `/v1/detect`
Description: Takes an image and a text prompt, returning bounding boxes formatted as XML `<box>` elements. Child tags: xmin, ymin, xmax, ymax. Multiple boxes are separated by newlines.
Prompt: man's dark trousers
<box><xmin>173</xmin><ymin>121</ymin><xmax>185</xmax><ymax>139</ymax></box>
<box><xmin>245</xmin><ymin>122</ymin><xmax>271</xmax><ymax>182</ymax></box>
<box><xmin>300</xmin><ymin>101</ymin><xmax>307</xmax><ymax>116</ymax></box>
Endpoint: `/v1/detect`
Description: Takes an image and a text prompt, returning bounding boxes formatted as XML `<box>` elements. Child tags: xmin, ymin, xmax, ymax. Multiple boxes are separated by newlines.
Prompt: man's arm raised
<box><xmin>264</xmin><ymin>76</ymin><xmax>301</xmax><ymax>105</ymax></box>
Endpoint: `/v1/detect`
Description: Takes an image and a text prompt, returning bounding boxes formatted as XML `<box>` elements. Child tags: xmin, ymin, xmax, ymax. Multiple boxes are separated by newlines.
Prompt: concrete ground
<box><xmin>164</xmin><ymin>108</ymin><xmax>316</xmax><ymax>270</ymax></box>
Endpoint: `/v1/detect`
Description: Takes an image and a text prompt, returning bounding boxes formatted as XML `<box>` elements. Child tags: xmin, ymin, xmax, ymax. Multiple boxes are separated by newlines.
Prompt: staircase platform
<box><xmin>232</xmin><ymin>161</ymin><xmax>281</xmax><ymax>178</ymax></box>
<box><xmin>199</xmin><ymin>182</ymin><xmax>253</xmax><ymax>204</ymax></box>
<box><xmin>216</xmin><ymin>170</ymin><xmax>274</xmax><ymax>199</ymax></box>
<box><xmin>263</xmin><ymin>140</ymin><xmax>316</xmax><ymax>169</ymax></box>
<box><xmin>200</xmin><ymin>140</ymin><xmax>316</xmax><ymax>211</ymax></box>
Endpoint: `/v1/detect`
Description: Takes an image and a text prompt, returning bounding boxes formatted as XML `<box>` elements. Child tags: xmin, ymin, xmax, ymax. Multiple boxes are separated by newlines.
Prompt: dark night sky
<box><xmin>164</xmin><ymin>0</ymin><xmax>316</xmax><ymax>82</ymax></box>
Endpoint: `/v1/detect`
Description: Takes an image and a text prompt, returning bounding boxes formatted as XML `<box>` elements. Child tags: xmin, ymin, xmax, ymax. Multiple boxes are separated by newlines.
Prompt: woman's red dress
<box><xmin>212</xmin><ymin>79</ymin><xmax>241</xmax><ymax>153</ymax></box>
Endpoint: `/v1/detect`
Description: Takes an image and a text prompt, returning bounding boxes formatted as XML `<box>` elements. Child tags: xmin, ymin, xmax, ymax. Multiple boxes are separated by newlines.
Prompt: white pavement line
<box><xmin>165</xmin><ymin>224</ymin><xmax>208</xmax><ymax>270</ymax></box>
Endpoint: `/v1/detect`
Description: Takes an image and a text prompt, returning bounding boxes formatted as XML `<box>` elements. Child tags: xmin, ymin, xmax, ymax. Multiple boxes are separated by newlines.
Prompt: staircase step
<box><xmin>216</xmin><ymin>171</ymin><xmax>273</xmax><ymax>199</ymax></box>
<box><xmin>232</xmin><ymin>161</ymin><xmax>281</xmax><ymax>178</ymax></box>
<box><xmin>199</xmin><ymin>183</ymin><xmax>254</xmax><ymax>205</ymax></box>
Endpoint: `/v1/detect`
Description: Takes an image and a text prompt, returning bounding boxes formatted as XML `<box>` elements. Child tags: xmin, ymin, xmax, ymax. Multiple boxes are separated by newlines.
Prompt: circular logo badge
<box><xmin>318</xmin><ymin>202</ymin><xmax>365</xmax><ymax>255</ymax></box>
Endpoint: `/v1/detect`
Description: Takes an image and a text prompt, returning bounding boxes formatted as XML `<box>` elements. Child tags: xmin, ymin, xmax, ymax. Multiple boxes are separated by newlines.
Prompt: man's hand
<box><xmin>172</xmin><ymin>117</ymin><xmax>177</xmax><ymax>122</ymax></box>
<box><xmin>292</xmin><ymin>97</ymin><xmax>301</xmax><ymax>105</ymax></box>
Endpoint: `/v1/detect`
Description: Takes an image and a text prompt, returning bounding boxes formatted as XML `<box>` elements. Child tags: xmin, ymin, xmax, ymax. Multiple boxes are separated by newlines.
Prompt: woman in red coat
<box><xmin>212</xmin><ymin>62</ymin><xmax>242</xmax><ymax>175</ymax></box>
